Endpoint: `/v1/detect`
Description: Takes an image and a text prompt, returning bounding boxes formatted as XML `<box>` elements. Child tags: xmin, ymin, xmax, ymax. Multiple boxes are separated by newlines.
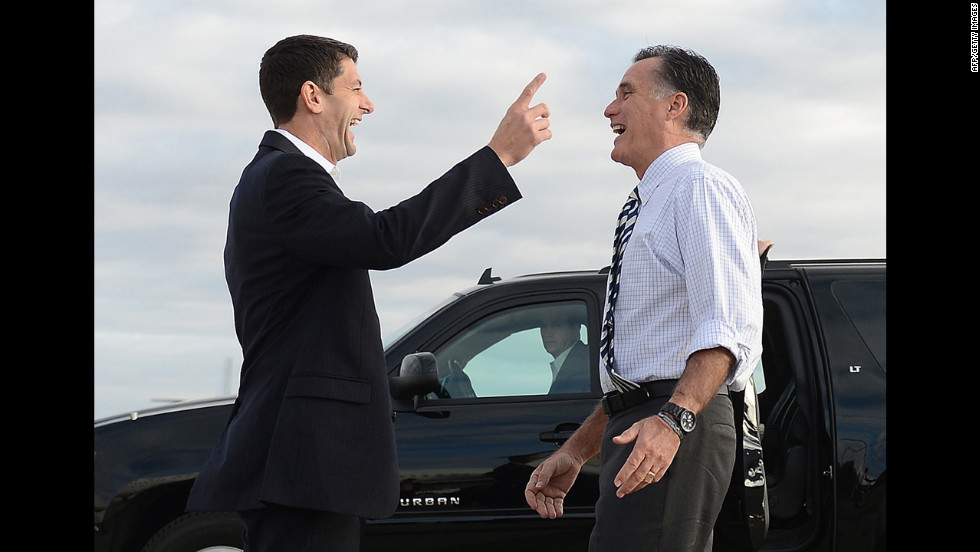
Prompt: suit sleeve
<box><xmin>262</xmin><ymin>146</ymin><xmax>520</xmax><ymax>270</ymax></box>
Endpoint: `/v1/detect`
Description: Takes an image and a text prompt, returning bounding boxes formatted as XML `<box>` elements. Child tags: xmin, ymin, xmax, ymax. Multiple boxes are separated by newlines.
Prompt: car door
<box><xmin>366</xmin><ymin>288</ymin><xmax>603</xmax><ymax>552</ymax></box>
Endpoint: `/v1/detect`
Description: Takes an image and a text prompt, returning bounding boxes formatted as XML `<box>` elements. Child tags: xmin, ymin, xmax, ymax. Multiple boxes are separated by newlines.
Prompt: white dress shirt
<box><xmin>599</xmin><ymin>142</ymin><xmax>763</xmax><ymax>393</ymax></box>
<box><xmin>274</xmin><ymin>128</ymin><xmax>342</xmax><ymax>181</ymax></box>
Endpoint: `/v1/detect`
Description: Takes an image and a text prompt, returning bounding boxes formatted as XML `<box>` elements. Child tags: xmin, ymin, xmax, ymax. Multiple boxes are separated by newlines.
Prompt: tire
<box><xmin>141</xmin><ymin>511</ymin><xmax>245</xmax><ymax>552</ymax></box>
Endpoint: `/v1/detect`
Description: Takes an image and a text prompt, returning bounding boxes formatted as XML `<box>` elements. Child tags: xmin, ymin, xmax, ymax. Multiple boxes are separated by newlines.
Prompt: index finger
<box><xmin>513</xmin><ymin>72</ymin><xmax>547</xmax><ymax>109</ymax></box>
<box><xmin>527</xmin><ymin>462</ymin><xmax>552</xmax><ymax>491</ymax></box>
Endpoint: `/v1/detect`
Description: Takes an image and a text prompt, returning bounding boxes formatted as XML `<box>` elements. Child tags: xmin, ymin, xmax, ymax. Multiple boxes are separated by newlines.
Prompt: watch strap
<box><xmin>657</xmin><ymin>411</ymin><xmax>684</xmax><ymax>440</ymax></box>
<box><xmin>660</xmin><ymin>401</ymin><xmax>685</xmax><ymax>422</ymax></box>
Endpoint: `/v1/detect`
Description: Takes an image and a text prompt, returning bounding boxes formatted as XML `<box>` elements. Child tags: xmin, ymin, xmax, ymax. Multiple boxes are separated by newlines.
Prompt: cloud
<box><xmin>93</xmin><ymin>0</ymin><xmax>886</xmax><ymax>419</ymax></box>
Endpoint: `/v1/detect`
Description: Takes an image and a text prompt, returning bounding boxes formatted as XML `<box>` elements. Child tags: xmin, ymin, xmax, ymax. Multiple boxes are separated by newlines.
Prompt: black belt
<box><xmin>600</xmin><ymin>379</ymin><xmax>728</xmax><ymax>417</ymax></box>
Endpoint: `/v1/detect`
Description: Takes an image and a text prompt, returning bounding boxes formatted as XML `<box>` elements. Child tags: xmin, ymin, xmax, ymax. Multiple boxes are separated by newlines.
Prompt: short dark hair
<box><xmin>259</xmin><ymin>35</ymin><xmax>359</xmax><ymax>127</ymax></box>
<box><xmin>633</xmin><ymin>45</ymin><xmax>721</xmax><ymax>144</ymax></box>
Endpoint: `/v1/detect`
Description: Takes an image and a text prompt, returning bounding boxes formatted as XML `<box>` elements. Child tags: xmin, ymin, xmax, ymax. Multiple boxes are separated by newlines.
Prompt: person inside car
<box><xmin>539</xmin><ymin>310</ymin><xmax>591</xmax><ymax>394</ymax></box>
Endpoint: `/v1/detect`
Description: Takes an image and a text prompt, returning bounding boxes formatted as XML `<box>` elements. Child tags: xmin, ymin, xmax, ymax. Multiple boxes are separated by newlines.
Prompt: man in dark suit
<box><xmin>541</xmin><ymin>311</ymin><xmax>592</xmax><ymax>394</ymax></box>
<box><xmin>185</xmin><ymin>35</ymin><xmax>551</xmax><ymax>551</ymax></box>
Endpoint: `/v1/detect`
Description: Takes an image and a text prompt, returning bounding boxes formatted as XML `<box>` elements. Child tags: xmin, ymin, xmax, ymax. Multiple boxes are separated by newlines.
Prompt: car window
<box><xmin>832</xmin><ymin>279</ymin><xmax>886</xmax><ymax>372</ymax></box>
<box><xmin>431</xmin><ymin>301</ymin><xmax>591</xmax><ymax>399</ymax></box>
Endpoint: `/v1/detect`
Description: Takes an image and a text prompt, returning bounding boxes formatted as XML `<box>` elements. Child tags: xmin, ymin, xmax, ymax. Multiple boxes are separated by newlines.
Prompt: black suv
<box><xmin>94</xmin><ymin>259</ymin><xmax>886</xmax><ymax>552</ymax></box>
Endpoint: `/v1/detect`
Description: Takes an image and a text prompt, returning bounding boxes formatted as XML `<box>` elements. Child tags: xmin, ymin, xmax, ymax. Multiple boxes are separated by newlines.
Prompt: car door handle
<box><xmin>539</xmin><ymin>422</ymin><xmax>581</xmax><ymax>444</ymax></box>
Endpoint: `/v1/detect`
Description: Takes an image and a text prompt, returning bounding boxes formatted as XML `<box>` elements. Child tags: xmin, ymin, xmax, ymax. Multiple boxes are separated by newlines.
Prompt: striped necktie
<box><xmin>599</xmin><ymin>186</ymin><xmax>642</xmax><ymax>393</ymax></box>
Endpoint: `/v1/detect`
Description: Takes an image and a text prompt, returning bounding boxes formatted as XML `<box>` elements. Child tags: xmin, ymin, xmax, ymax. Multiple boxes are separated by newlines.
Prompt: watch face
<box><xmin>679</xmin><ymin>411</ymin><xmax>696</xmax><ymax>432</ymax></box>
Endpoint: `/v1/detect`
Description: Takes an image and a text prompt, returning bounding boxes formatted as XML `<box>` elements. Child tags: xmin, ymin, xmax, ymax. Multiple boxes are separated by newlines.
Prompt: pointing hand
<box><xmin>488</xmin><ymin>73</ymin><xmax>552</xmax><ymax>167</ymax></box>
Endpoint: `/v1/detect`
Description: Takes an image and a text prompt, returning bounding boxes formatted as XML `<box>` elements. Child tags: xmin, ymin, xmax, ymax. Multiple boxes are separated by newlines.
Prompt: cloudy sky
<box><xmin>93</xmin><ymin>0</ymin><xmax>886</xmax><ymax>419</ymax></box>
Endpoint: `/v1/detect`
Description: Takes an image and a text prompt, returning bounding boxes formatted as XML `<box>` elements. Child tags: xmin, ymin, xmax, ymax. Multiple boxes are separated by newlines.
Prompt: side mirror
<box><xmin>388</xmin><ymin>352</ymin><xmax>441</xmax><ymax>400</ymax></box>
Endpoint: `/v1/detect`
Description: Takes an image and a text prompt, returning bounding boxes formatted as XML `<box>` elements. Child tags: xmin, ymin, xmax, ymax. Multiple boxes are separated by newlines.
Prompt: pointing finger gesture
<box><xmin>488</xmin><ymin>73</ymin><xmax>552</xmax><ymax>167</ymax></box>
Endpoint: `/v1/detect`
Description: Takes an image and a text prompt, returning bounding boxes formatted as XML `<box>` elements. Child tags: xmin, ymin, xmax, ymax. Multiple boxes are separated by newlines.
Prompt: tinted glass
<box><xmin>832</xmin><ymin>279</ymin><xmax>886</xmax><ymax>371</ymax></box>
<box><xmin>432</xmin><ymin>301</ymin><xmax>591</xmax><ymax>398</ymax></box>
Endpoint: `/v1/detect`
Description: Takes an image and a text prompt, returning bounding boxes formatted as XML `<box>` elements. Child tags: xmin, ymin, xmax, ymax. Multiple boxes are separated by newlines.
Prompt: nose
<box><xmin>361</xmin><ymin>92</ymin><xmax>375</xmax><ymax>114</ymax></box>
<box><xmin>603</xmin><ymin>98</ymin><xmax>618</xmax><ymax>119</ymax></box>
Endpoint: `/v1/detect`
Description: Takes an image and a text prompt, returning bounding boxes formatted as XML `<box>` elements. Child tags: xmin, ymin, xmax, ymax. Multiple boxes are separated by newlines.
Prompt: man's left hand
<box><xmin>610</xmin><ymin>414</ymin><xmax>680</xmax><ymax>497</ymax></box>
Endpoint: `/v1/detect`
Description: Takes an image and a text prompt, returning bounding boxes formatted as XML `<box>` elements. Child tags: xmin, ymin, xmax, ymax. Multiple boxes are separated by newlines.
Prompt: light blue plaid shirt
<box><xmin>599</xmin><ymin>142</ymin><xmax>763</xmax><ymax>393</ymax></box>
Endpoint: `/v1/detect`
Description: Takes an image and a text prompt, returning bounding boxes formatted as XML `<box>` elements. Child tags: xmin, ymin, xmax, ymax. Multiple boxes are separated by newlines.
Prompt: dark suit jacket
<box><xmin>548</xmin><ymin>340</ymin><xmax>592</xmax><ymax>394</ymax></box>
<box><xmin>186</xmin><ymin>131</ymin><xmax>521</xmax><ymax>519</ymax></box>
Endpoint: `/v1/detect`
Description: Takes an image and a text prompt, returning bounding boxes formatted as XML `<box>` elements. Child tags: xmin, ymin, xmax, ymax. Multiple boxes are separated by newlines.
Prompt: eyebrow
<box><xmin>616</xmin><ymin>81</ymin><xmax>635</xmax><ymax>96</ymax></box>
<box><xmin>342</xmin><ymin>74</ymin><xmax>362</xmax><ymax>88</ymax></box>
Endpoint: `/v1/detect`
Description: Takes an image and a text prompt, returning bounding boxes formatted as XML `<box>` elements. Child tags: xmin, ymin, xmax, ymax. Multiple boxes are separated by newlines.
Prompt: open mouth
<box><xmin>612</xmin><ymin>124</ymin><xmax>625</xmax><ymax>135</ymax></box>
<box><xmin>347</xmin><ymin>119</ymin><xmax>361</xmax><ymax>143</ymax></box>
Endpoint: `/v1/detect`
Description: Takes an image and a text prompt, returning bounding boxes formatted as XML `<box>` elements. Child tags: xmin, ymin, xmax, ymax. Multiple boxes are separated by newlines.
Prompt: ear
<box><xmin>665</xmin><ymin>91</ymin><xmax>688</xmax><ymax>122</ymax></box>
<box><xmin>298</xmin><ymin>80</ymin><xmax>324</xmax><ymax>115</ymax></box>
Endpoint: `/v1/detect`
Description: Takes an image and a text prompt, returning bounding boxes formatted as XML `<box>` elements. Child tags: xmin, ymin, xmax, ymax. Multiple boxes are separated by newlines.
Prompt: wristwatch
<box><xmin>659</xmin><ymin>401</ymin><xmax>697</xmax><ymax>437</ymax></box>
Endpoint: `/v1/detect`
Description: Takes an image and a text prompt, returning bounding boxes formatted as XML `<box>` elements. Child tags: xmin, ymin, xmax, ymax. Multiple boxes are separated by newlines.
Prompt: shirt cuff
<box><xmin>688</xmin><ymin>319</ymin><xmax>753</xmax><ymax>390</ymax></box>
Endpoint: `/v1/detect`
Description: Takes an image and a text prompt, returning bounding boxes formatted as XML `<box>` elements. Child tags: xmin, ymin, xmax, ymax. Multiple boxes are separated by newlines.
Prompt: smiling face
<box><xmin>316</xmin><ymin>57</ymin><xmax>374</xmax><ymax>164</ymax></box>
<box><xmin>603</xmin><ymin>57</ymin><xmax>677</xmax><ymax>178</ymax></box>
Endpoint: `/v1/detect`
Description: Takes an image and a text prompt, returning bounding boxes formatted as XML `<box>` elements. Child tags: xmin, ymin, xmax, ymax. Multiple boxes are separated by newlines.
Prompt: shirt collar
<box><xmin>636</xmin><ymin>142</ymin><xmax>702</xmax><ymax>202</ymax></box>
<box><xmin>274</xmin><ymin>128</ymin><xmax>342</xmax><ymax>181</ymax></box>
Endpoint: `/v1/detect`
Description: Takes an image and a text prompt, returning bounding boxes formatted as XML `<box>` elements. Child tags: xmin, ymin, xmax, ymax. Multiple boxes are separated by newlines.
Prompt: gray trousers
<box><xmin>588</xmin><ymin>393</ymin><xmax>735</xmax><ymax>552</ymax></box>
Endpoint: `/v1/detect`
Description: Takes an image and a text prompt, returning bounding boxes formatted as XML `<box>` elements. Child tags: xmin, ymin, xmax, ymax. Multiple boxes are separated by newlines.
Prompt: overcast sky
<box><xmin>93</xmin><ymin>0</ymin><xmax>886</xmax><ymax>419</ymax></box>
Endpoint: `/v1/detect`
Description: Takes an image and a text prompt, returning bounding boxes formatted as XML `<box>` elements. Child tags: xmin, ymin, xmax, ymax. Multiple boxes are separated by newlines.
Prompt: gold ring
<box><xmin>648</xmin><ymin>470</ymin><xmax>656</xmax><ymax>479</ymax></box>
